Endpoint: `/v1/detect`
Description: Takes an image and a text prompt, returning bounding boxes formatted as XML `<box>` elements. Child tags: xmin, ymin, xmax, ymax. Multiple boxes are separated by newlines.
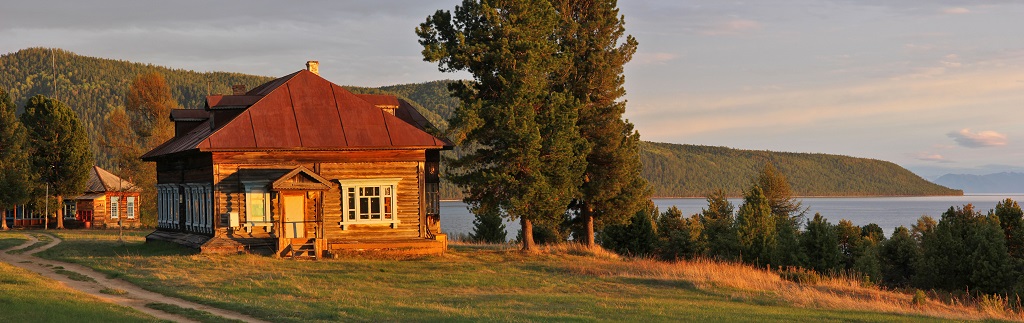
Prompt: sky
<box><xmin>2</xmin><ymin>0</ymin><xmax>1023</xmax><ymax>179</ymax></box>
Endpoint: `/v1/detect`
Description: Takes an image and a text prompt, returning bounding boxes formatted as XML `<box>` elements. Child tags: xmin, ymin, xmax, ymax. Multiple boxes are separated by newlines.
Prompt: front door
<box><xmin>283</xmin><ymin>194</ymin><xmax>305</xmax><ymax>239</ymax></box>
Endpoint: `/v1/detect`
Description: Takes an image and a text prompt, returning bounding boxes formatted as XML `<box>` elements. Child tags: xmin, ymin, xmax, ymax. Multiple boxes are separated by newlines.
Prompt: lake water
<box><xmin>440</xmin><ymin>194</ymin><xmax>1024</xmax><ymax>241</ymax></box>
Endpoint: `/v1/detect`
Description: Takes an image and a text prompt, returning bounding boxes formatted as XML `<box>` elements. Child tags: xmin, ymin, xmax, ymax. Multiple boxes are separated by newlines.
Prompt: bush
<box><xmin>912</xmin><ymin>289</ymin><xmax>927</xmax><ymax>306</ymax></box>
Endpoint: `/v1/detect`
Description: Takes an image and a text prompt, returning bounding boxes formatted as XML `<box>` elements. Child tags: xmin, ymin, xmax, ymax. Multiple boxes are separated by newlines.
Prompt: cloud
<box><xmin>634</xmin><ymin>52</ymin><xmax>678</xmax><ymax>65</ymax></box>
<box><xmin>942</xmin><ymin>7</ymin><xmax>971</xmax><ymax>14</ymax></box>
<box><xmin>948</xmin><ymin>128</ymin><xmax>1008</xmax><ymax>148</ymax></box>
<box><xmin>913</xmin><ymin>152</ymin><xmax>951</xmax><ymax>163</ymax></box>
<box><xmin>702</xmin><ymin>19</ymin><xmax>760</xmax><ymax>36</ymax></box>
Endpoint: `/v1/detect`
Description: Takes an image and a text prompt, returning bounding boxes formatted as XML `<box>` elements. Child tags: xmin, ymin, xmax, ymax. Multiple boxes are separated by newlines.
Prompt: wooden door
<box><xmin>284</xmin><ymin>194</ymin><xmax>305</xmax><ymax>238</ymax></box>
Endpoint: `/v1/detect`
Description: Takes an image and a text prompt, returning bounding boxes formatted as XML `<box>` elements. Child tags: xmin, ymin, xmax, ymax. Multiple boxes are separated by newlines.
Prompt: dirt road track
<box><xmin>0</xmin><ymin>232</ymin><xmax>270</xmax><ymax>323</ymax></box>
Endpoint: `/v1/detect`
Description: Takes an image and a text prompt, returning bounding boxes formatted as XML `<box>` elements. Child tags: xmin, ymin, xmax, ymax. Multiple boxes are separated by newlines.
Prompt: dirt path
<box><xmin>0</xmin><ymin>232</ymin><xmax>271</xmax><ymax>323</ymax></box>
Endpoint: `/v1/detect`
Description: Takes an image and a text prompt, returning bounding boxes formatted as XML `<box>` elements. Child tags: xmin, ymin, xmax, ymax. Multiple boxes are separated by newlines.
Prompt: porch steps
<box><xmin>284</xmin><ymin>238</ymin><xmax>318</xmax><ymax>260</ymax></box>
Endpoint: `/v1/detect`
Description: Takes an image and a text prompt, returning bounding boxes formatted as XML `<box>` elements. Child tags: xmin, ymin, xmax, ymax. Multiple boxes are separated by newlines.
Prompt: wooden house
<box><xmin>73</xmin><ymin>166</ymin><xmax>142</xmax><ymax>229</ymax></box>
<box><xmin>142</xmin><ymin>62</ymin><xmax>452</xmax><ymax>257</ymax></box>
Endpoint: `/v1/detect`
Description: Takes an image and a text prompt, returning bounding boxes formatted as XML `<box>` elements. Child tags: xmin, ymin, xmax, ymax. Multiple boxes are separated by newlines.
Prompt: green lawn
<box><xmin>0</xmin><ymin>231</ymin><xmax>160</xmax><ymax>323</ymax></box>
<box><xmin>30</xmin><ymin>230</ymin><xmax>951</xmax><ymax>322</ymax></box>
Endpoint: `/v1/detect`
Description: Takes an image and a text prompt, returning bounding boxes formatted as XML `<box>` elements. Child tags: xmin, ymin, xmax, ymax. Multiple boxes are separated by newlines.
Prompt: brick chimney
<box><xmin>306</xmin><ymin>61</ymin><xmax>319</xmax><ymax>76</ymax></box>
<box><xmin>231</xmin><ymin>84</ymin><xmax>246</xmax><ymax>95</ymax></box>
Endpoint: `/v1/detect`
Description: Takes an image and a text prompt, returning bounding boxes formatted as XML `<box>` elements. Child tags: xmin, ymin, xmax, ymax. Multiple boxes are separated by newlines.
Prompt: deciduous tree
<box><xmin>20</xmin><ymin>94</ymin><xmax>93</xmax><ymax>229</ymax></box>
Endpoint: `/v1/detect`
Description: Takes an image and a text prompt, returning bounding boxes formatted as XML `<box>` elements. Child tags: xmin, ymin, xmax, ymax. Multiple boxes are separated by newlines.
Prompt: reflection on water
<box><xmin>440</xmin><ymin>194</ymin><xmax>1024</xmax><ymax>241</ymax></box>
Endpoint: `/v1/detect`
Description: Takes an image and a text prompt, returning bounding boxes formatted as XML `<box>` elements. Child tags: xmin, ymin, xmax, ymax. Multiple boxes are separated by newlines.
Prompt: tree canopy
<box><xmin>20</xmin><ymin>94</ymin><xmax>93</xmax><ymax>228</ymax></box>
<box><xmin>418</xmin><ymin>0</ymin><xmax>589</xmax><ymax>250</ymax></box>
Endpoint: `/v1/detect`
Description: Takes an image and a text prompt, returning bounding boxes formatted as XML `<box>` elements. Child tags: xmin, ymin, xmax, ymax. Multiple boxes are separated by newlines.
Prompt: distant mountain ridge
<box><xmin>933</xmin><ymin>172</ymin><xmax>1024</xmax><ymax>194</ymax></box>
<box><xmin>0</xmin><ymin>48</ymin><xmax>962</xmax><ymax>198</ymax></box>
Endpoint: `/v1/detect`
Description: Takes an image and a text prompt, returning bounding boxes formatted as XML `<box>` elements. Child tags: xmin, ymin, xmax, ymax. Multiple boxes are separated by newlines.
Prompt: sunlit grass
<box><xmin>28</xmin><ymin>231</ymin><xmax>991</xmax><ymax>322</ymax></box>
<box><xmin>0</xmin><ymin>231</ymin><xmax>159</xmax><ymax>322</ymax></box>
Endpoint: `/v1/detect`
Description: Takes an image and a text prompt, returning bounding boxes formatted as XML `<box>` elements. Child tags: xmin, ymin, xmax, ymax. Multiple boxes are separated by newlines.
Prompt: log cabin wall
<box><xmin>155</xmin><ymin>152</ymin><xmax>214</xmax><ymax>233</ymax></box>
<box><xmin>210</xmin><ymin>150</ymin><xmax>426</xmax><ymax>242</ymax></box>
<box><xmin>320</xmin><ymin>161</ymin><xmax>422</xmax><ymax>241</ymax></box>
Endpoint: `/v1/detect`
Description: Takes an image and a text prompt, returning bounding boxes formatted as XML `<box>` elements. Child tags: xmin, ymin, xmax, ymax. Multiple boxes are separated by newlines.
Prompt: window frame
<box><xmin>110</xmin><ymin>196</ymin><xmax>120</xmax><ymax>219</ymax></box>
<box><xmin>337</xmin><ymin>178</ymin><xmax>401</xmax><ymax>230</ymax></box>
<box><xmin>126</xmin><ymin>196</ymin><xmax>136</xmax><ymax>219</ymax></box>
<box><xmin>243</xmin><ymin>182</ymin><xmax>273</xmax><ymax>233</ymax></box>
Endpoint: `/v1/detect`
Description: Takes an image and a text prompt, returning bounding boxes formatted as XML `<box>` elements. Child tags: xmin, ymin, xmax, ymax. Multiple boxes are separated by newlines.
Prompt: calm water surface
<box><xmin>440</xmin><ymin>194</ymin><xmax>1024</xmax><ymax>241</ymax></box>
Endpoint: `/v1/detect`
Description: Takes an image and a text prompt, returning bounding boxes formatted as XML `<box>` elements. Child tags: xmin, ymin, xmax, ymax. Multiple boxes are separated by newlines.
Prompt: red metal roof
<box><xmin>357</xmin><ymin>94</ymin><xmax>400</xmax><ymax>108</ymax></box>
<box><xmin>142</xmin><ymin>70</ymin><xmax>451</xmax><ymax>160</ymax></box>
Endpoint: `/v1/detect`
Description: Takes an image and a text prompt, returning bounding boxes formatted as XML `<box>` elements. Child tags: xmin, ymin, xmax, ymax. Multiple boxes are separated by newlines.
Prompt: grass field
<box><xmin>0</xmin><ymin>231</ymin><xmax>160</xmax><ymax>322</ymax></box>
<box><xmin>29</xmin><ymin>230</ymin><xmax>1012</xmax><ymax>322</ymax></box>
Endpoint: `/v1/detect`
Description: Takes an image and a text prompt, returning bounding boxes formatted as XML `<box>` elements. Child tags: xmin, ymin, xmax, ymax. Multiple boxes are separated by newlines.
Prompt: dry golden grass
<box><xmin>533</xmin><ymin>243</ymin><xmax>1023</xmax><ymax>322</ymax></box>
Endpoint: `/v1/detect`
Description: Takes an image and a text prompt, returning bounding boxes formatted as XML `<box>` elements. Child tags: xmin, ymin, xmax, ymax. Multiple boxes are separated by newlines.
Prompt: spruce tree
<box><xmin>993</xmin><ymin>198</ymin><xmax>1024</xmax><ymax>260</ymax></box>
<box><xmin>879</xmin><ymin>226</ymin><xmax>919</xmax><ymax>287</ymax></box>
<box><xmin>736</xmin><ymin>186</ymin><xmax>776</xmax><ymax>265</ymax></box>
<box><xmin>801</xmin><ymin>213</ymin><xmax>842</xmax><ymax>273</ymax></box>
<box><xmin>700</xmin><ymin>189</ymin><xmax>739</xmax><ymax>260</ymax></box>
<box><xmin>418</xmin><ymin>0</ymin><xmax>589</xmax><ymax>251</ymax></box>
<box><xmin>20</xmin><ymin>94</ymin><xmax>93</xmax><ymax>229</ymax></box>
<box><xmin>551</xmin><ymin>0</ymin><xmax>650</xmax><ymax>247</ymax></box>
<box><xmin>0</xmin><ymin>88</ymin><xmax>33</xmax><ymax>230</ymax></box>
<box><xmin>470</xmin><ymin>208</ymin><xmax>507</xmax><ymax>243</ymax></box>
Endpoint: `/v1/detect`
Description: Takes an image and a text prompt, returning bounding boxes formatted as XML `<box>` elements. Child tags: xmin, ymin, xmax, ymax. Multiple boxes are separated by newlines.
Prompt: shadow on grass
<box><xmin>37</xmin><ymin>239</ymin><xmax>196</xmax><ymax>261</ymax></box>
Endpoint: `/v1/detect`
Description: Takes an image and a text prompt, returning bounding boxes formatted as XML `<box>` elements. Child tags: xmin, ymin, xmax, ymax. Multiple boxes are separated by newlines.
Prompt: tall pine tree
<box><xmin>418</xmin><ymin>0</ymin><xmax>588</xmax><ymax>251</ymax></box>
<box><xmin>20</xmin><ymin>94</ymin><xmax>93</xmax><ymax>229</ymax></box>
<box><xmin>0</xmin><ymin>88</ymin><xmax>33</xmax><ymax>230</ymax></box>
<box><xmin>551</xmin><ymin>0</ymin><xmax>649</xmax><ymax>247</ymax></box>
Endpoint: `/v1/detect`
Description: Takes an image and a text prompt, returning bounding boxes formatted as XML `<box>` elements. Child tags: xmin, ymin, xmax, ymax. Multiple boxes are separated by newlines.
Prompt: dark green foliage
<box><xmin>20</xmin><ymin>95</ymin><xmax>93</xmax><ymax>204</ymax></box>
<box><xmin>700</xmin><ymin>189</ymin><xmax>739</xmax><ymax>260</ymax></box>
<box><xmin>736</xmin><ymin>187</ymin><xmax>776</xmax><ymax>265</ymax></box>
<box><xmin>992</xmin><ymin>198</ymin><xmax>1024</xmax><ymax>260</ymax></box>
<box><xmin>861</xmin><ymin>223</ymin><xmax>885</xmax><ymax>243</ymax></box>
<box><xmin>836</xmin><ymin>220</ymin><xmax>863</xmax><ymax>270</ymax></box>
<box><xmin>800</xmin><ymin>213</ymin><xmax>842</xmax><ymax>273</ymax></box>
<box><xmin>915</xmin><ymin>204</ymin><xmax>1015</xmax><ymax>294</ymax></box>
<box><xmin>599</xmin><ymin>206</ymin><xmax>657</xmax><ymax>257</ymax></box>
<box><xmin>469</xmin><ymin>209</ymin><xmax>507</xmax><ymax>243</ymax></box>
<box><xmin>418</xmin><ymin>0</ymin><xmax>589</xmax><ymax>250</ymax></box>
<box><xmin>655</xmin><ymin>206</ymin><xmax>703</xmax><ymax>260</ymax></box>
<box><xmin>0</xmin><ymin>87</ymin><xmax>33</xmax><ymax>213</ymax></box>
<box><xmin>640</xmin><ymin>141</ymin><xmax>962</xmax><ymax>197</ymax></box>
<box><xmin>551</xmin><ymin>0</ymin><xmax>650</xmax><ymax>245</ymax></box>
<box><xmin>879</xmin><ymin>226</ymin><xmax>919</xmax><ymax>287</ymax></box>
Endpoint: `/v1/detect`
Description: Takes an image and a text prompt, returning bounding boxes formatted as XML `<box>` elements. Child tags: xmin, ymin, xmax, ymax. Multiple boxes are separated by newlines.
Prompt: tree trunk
<box><xmin>56</xmin><ymin>195</ymin><xmax>65</xmax><ymax>229</ymax></box>
<box><xmin>585</xmin><ymin>209</ymin><xmax>595</xmax><ymax>248</ymax></box>
<box><xmin>521</xmin><ymin>218</ymin><xmax>536</xmax><ymax>251</ymax></box>
<box><xmin>1</xmin><ymin>209</ymin><xmax>8</xmax><ymax>230</ymax></box>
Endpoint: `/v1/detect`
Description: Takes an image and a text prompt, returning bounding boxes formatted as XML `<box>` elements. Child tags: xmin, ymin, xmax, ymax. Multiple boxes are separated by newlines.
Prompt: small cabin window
<box><xmin>127</xmin><ymin>197</ymin><xmax>136</xmax><ymax>219</ymax></box>
<box><xmin>246</xmin><ymin>185</ymin><xmax>270</xmax><ymax>223</ymax></box>
<box><xmin>110</xmin><ymin>196</ymin><xmax>120</xmax><ymax>219</ymax></box>
<box><xmin>337</xmin><ymin>178</ymin><xmax>401</xmax><ymax>229</ymax></box>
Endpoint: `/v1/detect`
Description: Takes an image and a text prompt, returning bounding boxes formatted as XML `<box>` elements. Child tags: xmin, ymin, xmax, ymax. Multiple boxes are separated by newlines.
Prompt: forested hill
<box><xmin>0</xmin><ymin>48</ymin><xmax>960</xmax><ymax>198</ymax></box>
<box><xmin>0</xmin><ymin>48</ymin><xmax>275</xmax><ymax>168</ymax></box>
<box><xmin>642</xmin><ymin>141</ymin><xmax>961</xmax><ymax>197</ymax></box>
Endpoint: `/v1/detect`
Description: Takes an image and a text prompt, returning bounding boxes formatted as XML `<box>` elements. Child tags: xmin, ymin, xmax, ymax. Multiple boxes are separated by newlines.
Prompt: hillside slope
<box><xmin>642</xmin><ymin>141</ymin><xmax>961</xmax><ymax>197</ymax></box>
<box><xmin>0</xmin><ymin>48</ymin><xmax>960</xmax><ymax>198</ymax></box>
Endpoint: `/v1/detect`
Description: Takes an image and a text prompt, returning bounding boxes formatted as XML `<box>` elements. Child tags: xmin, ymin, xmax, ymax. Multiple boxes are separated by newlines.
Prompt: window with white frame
<box><xmin>337</xmin><ymin>178</ymin><xmax>400</xmax><ymax>228</ymax></box>
<box><xmin>127</xmin><ymin>196</ymin><xmax>136</xmax><ymax>219</ymax></box>
<box><xmin>244</xmin><ymin>183</ymin><xmax>271</xmax><ymax>223</ymax></box>
<box><xmin>110</xmin><ymin>196</ymin><xmax>120</xmax><ymax>219</ymax></box>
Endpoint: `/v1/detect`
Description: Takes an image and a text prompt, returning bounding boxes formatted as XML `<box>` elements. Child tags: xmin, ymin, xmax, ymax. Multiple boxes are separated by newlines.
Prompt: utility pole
<box><xmin>45</xmin><ymin>182</ymin><xmax>49</xmax><ymax>230</ymax></box>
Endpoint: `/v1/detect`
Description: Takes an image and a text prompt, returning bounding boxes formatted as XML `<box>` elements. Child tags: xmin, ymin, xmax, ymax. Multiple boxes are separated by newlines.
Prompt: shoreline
<box><xmin>441</xmin><ymin>193</ymin><xmax>1024</xmax><ymax>203</ymax></box>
